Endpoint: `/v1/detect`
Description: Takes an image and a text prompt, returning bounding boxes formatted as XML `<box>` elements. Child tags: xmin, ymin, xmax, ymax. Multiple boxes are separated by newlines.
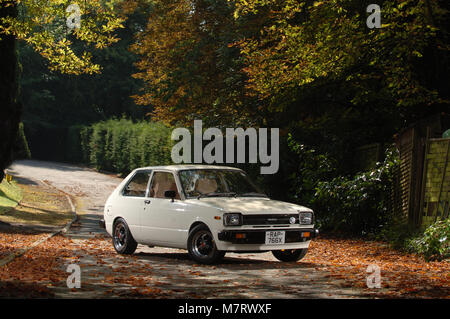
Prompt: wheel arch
<box><xmin>111</xmin><ymin>216</ymin><xmax>136</xmax><ymax>239</ymax></box>
<box><xmin>112</xmin><ymin>216</ymin><xmax>124</xmax><ymax>227</ymax></box>
<box><xmin>189</xmin><ymin>221</ymin><xmax>209</xmax><ymax>234</ymax></box>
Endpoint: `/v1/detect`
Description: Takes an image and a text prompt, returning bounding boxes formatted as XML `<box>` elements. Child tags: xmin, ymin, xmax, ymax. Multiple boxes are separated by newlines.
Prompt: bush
<box><xmin>406</xmin><ymin>218</ymin><xmax>450</xmax><ymax>261</ymax></box>
<box><xmin>287</xmin><ymin>134</ymin><xmax>337</xmax><ymax>205</ymax></box>
<box><xmin>78</xmin><ymin>119</ymin><xmax>173</xmax><ymax>174</ymax></box>
<box><xmin>312</xmin><ymin>146</ymin><xmax>399</xmax><ymax>235</ymax></box>
<box><xmin>79</xmin><ymin>126</ymin><xmax>93</xmax><ymax>164</ymax></box>
<box><xmin>90</xmin><ymin>121</ymin><xmax>108</xmax><ymax>170</ymax></box>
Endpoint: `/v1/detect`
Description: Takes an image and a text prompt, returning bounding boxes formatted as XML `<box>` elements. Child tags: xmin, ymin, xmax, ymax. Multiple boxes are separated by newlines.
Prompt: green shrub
<box><xmin>89</xmin><ymin>121</ymin><xmax>108</xmax><ymax>170</ymax></box>
<box><xmin>312</xmin><ymin>146</ymin><xmax>399</xmax><ymax>235</ymax></box>
<box><xmin>73</xmin><ymin>119</ymin><xmax>172</xmax><ymax>174</ymax></box>
<box><xmin>406</xmin><ymin>218</ymin><xmax>450</xmax><ymax>261</ymax></box>
<box><xmin>79</xmin><ymin>126</ymin><xmax>93</xmax><ymax>164</ymax></box>
<box><xmin>287</xmin><ymin>134</ymin><xmax>337</xmax><ymax>205</ymax></box>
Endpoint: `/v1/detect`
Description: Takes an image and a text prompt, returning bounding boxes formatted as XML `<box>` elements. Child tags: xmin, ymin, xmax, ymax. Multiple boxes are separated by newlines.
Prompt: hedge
<box><xmin>75</xmin><ymin>119</ymin><xmax>173</xmax><ymax>174</ymax></box>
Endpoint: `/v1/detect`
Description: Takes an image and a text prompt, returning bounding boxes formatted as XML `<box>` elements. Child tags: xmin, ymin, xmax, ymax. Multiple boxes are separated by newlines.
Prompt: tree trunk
<box><xmin>0</xmin><ymin>2</ymin><xmax>21</xmax><ymax>181</ymax></box>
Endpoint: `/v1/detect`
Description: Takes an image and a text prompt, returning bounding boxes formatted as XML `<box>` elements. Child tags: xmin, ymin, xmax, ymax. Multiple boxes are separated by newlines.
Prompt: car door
<box><xmin>141</xmin><ymin>170</ymin><xmax>188</xmax><ymax>247</ymax></box>
<box><xmin>114</xmin><ymin>170</ymin><xmax>152</xmax><ymax>243</ymax></box>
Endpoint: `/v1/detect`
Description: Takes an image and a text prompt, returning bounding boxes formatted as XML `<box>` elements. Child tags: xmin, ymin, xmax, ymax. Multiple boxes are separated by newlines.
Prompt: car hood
<box><xmin>185</xmin><ymin>197</ymin><xmax>312</xmax><ymax>214</ymax></box>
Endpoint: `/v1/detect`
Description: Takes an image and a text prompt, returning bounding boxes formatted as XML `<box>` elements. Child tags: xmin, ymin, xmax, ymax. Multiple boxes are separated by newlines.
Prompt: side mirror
<box><xmin>164</xmin><ymin>190</ymin><xmax>177</xmax><ymax>202</ymax></box>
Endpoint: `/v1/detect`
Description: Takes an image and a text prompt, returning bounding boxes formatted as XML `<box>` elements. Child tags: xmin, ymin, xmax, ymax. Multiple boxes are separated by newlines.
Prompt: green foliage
<box><xmin>0</xmin><ymin>0</ymin><xmax>126</xmax><ymax>75</ymax></box>
<box><xmin>406</xmin><ymin>218</ymin><xmax>450</xmax><ymax>261</ymax></box>
<box><xmin>79</xmin><ymin>126</ymin><xmax>93</xmax><ymax>164</ymax></box>
<box><xmin>131</xmin><ymin>0</ymin><xmax>261</xmax><ymax>127</ymax></box>
<box><xmin>0</xmin><ymin>179</ymin><xmax>22</xmax><ymax>214</ymax></box>
<box><xmin>233</xmin><ymin>0</ymin><xmax>449</xmax><ymax>112</ymax></box>
<box><xmin>377</xmin><ymin>217</ymin><xmax>418</xmax><ymax>251</ymax></box>
<box><xmin>13</xmin><ymin>122</ymin><xmax>31</xmax><ymax>160</ymax></box>
<box><xmin>85</xmin><ymin>119</ymin><xmax>173</xmax><ymax>174</ymax></box>
<box><xmin>89</xmin><ymin>121</ymin><xmax>108</xmax><ymax>170</ymax></box>
<box><xmin>287</xmin><ymin>134</ymin><xmax>336</xmax><ymax>205</ymax></box>
<box><xmin>18</xmin><ymin>7</ymin><xmax>147</xmax><ymax>129</ymax></box>
<box><xmin>312</xmin><ymin>146</ymin><xmax>399</xmax><ymax>235</ymax></box>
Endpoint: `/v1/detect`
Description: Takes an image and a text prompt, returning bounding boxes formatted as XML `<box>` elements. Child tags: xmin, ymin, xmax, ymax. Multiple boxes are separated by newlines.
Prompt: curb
<box><xmin>0</xmin><ymin>183</ymin><xmax>78</xmax><ymax>267</ymax></box>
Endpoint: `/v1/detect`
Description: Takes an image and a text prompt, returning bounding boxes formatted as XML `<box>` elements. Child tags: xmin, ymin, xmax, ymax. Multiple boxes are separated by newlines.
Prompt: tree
<box><xmin>232</xmin><ymin>0</ymin><xmax>449</xmax><ymax>122</ymax></box>
<box><xmin>18</xmin><ymin>6</ymin><xmax>147</xmax><ymax>128</ymax></box>
<box><xmin>0</xmin><ymin>0</ymin><xmax>126</xmax><ymax>179</ymax></box>
<box><xmin>0</xmin><ymin>2</ymin><xmax>20</xmax><ymax>181</ymax></box>
<box><xmin>130</xmin><ymin>0</ymin><xmax>261</xmax><ymax>127</ymax></box>
<box><xmin>228</xmin><ymin>0</ymin><xmax>449</xmax><ymax>175</ymax></box>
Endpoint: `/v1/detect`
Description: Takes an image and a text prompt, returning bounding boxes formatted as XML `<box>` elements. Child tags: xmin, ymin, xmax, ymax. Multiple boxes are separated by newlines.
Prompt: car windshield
<box><xmin>178</xmin><ymin>169</ymin><xmax>267</xmax><ymax>199</ymax></box>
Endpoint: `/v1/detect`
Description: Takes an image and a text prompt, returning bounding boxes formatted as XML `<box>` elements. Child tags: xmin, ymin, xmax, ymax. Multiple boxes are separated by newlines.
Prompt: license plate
<box><xmin>265</xmin><ymin>231</ymin><xmax>285</xmax><ymax>245</ymax></box>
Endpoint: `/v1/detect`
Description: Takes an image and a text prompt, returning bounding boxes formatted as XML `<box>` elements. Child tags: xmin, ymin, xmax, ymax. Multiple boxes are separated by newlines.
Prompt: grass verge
<box><xmin>0</xmin><ymin>178</ymin><xmax>72</xmax><ymax>227</ymax></box>
<box><xmin>0</xmin><ymin>179</ymin><xmax>23</xmax><ymax>215</ymax></box>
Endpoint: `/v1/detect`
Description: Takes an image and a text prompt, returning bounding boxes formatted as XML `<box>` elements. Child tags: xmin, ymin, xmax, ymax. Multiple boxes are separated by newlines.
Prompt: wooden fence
<box><xmin>420</xmin><ymin>138</ymin><xmax>450</xmax><ymax>226</ymax></box>
<box><xmin>393</xmin><ymin>114</ymin><xmax>450</xmax><ymax>228</ymax></box>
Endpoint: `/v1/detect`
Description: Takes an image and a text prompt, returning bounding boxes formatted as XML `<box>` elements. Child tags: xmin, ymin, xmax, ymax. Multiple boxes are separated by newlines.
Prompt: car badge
<box><xmin>289</xmin><ymin>217</ymin><xmax>296</xmax><ymax>224</ymax></box>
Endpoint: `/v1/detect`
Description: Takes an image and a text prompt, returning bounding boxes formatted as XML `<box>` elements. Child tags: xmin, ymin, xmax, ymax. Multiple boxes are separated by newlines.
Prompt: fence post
<box><xmin>418</xmin><ymin>128</ymin><xmax>430</xmax><ymax>228</ymax></box>
<box><xmin>435</xmin><ymin>140</ymin><xmax>450</xmax><ymax>222</ymax></box>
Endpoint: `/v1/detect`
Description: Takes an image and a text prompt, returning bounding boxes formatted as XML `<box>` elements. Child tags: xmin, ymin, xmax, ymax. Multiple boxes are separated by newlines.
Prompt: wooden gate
<box><xmin>393</xmin><ymin>113</ymin><xmax>450</xmax><ymax>228</ymax></box>
<box><xmin>420</xmin><ymin>138</ymin><xmax>450</xmax><ymax>226</ymax></box>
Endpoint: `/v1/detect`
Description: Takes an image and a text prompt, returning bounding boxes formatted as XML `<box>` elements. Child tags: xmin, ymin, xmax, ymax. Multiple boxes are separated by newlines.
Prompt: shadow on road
<box><xmin>134</xmin><ymin>250</ymin><xmax>322</xmax><ymax>271</ymax></box>
<box><xmin>11</xmin><ymin>160</ymin><xmax>91</xmax><ymax>174</ymax></box>
<box><xmin>10</xmin><ymin>176</ymin><xmax>39</xmax><ymax>186</ymax></box>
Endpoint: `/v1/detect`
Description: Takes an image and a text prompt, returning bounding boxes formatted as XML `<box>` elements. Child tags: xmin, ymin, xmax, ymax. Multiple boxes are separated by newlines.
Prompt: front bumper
<box><xmin>218</xmin><ymin>228</ymin><xmax>319</xmax><ymax>245</ymax></box>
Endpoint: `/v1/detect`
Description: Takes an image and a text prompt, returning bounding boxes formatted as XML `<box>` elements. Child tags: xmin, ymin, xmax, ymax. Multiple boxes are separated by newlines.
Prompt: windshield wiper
<box><xmin>237</xmin><ymin>192</ymin><xmax>269</xmax><ymax>198</ymax></box>
<box><xmin>197</xmin><ymin>192</ymin><xmax>237</xmax><ymax>199</ymax></box>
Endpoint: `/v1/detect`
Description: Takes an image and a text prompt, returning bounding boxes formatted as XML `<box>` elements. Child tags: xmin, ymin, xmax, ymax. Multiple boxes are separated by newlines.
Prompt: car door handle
<box><xmin>144</xmin><ymin>200</ymin><xmax>151</xmax><ymax>204</ymax></box>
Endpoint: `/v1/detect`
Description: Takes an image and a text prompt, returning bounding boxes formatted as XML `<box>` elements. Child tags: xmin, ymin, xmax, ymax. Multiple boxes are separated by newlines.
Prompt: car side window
<box><xmin>149</xmin><ymin>172</ymin><xmax>180</xmax><ymax>199</ymax></box>
<box><xmin>123</xmin><ymin>171</ymin><xmax>151</xmax><ymax>197</ymax></box>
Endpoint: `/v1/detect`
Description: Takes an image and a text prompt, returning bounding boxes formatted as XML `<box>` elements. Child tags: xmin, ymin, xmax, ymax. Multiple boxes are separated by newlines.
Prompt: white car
<box><xmin>101</xmin><ymin>165</ymin><xmax>318</xmax><ymax>264</ymax></box>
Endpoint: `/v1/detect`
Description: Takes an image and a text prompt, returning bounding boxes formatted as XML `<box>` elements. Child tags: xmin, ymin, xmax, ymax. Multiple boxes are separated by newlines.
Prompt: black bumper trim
<box><xmin>218</xmin><ymin>228</ymin><xmax>319</xmax><ymax>244</ymax></box>
<box><xmin>99</xmin><ymin>219</ymin><xmax>106</xmax><ymax>229</ymax></box>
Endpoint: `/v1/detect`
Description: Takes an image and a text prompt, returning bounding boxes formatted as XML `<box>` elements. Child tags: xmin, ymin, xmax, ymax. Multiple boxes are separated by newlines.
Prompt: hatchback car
<box><xmin>101</xmin><ymin>165</ymin><xmax>318</xmax><ymax>264</ymax></box>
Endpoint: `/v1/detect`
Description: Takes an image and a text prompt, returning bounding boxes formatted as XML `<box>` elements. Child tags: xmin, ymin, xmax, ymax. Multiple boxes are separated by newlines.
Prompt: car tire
<box><xmin>187</xmin><ymin>224</ymin><xmax>225</xmax><ymax>264</ymax></box>
<box><xmin>272</xmin><ymin>249</ymin><xmax>308</xmax><ymax>262</ymax></box>
<box><xmin>112</xmin><ymin>218</ymin><xmax>137</xmax><ymax>255</ymax></box>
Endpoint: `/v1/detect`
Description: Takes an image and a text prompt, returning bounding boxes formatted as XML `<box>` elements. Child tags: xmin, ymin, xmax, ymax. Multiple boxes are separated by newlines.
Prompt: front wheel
<box><xmin>187</xmin><ymin>224</ymin><xmax>225</xmax><ymax>264</ymax></box>
<box><xmin>272</xmin><ymin>249</ymin><xmax>308</xmax><ymax>262</ymax></box>
<box><xmin>112</xmin><ymin>218</ymin><xmax>137</xmax><ymax>255</ymax></box>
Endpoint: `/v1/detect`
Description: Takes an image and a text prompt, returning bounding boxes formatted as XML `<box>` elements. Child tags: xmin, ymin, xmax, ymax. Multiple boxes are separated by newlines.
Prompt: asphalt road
<box><xmin>8</xmin><ymin>159</ymin><xmax>366</xmax><ymax>298</ymax></box>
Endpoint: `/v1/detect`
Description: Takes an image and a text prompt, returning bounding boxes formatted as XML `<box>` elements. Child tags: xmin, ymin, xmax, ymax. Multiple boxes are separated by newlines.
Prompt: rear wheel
<box><xmin>187</xmin><ymin>224</ymin><xmax>225</xmax><ymax>264</ymax></box>
<box><xmin>272</xmin><ymin>249</ymin><xmax>307</xmax><ymax>262</ymax></box>
<box><xmin>113</xmin><ymin>218</ymin><xmax>137</xmax><ymax>255</ymax></box>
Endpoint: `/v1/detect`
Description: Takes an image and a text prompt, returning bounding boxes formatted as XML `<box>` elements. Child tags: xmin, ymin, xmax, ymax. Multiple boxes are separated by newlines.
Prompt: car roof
<box><xmin>135</xmin><ymin>165</ymin><xmax>244</xmax><ymax>172</ymax></box>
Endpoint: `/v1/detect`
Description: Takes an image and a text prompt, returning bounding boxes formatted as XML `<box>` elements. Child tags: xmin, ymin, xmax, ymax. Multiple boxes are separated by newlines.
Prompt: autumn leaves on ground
<box><xmin>0</xmin><ymin>178</ymin><xmax>449</xmax><ymax>299</ymax></box>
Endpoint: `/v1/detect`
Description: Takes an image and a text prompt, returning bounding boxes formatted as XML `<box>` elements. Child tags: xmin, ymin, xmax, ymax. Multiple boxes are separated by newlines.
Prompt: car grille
<box><xmin>218</xmin><ymin>229</ymin><xmax>315</xmax><ymax>244</ymax></box>
<box><xmin>242</xmin><ymin>214</ymin><xmax>298</xmax><ymax>225</ymax></box>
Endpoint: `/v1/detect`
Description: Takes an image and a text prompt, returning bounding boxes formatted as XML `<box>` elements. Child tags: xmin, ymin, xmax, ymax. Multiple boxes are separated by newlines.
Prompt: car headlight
<box><xmin>223</xmin><ymin>213</ymin><xmax>242</xmax><ymax>226</ymax></box>
<box><xmin>299</xmin><ymin>211</ymin><xmax>313</xmax><ymax>225</ymax></box>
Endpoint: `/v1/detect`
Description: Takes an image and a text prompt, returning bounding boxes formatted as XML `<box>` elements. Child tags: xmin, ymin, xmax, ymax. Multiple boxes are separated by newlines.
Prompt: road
<box><xmin>8</xmin><ymin>159</ymin><xmax>366</xmax><ymax>298</ymax></box>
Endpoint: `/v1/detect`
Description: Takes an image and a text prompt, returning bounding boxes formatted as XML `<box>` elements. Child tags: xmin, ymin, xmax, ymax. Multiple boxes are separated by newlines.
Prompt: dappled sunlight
<box><xmin>194</xmin><ymin>197</ymin><xmax>302</xmax><ymax>213</ymax></box>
